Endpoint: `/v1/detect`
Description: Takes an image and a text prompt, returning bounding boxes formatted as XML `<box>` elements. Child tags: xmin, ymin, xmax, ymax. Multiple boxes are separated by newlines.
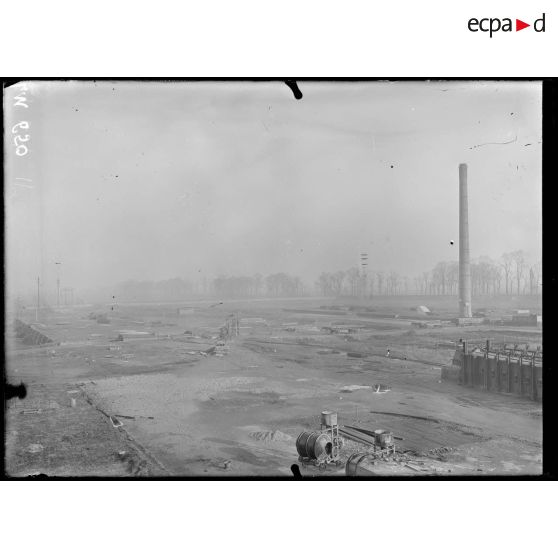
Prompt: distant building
<box><xmin>416</xmin><ymin>305</ymin><xmax>432</xmax><ymax>315</ymax></box>
<box><xmin>177</xmin><ymin>307</ymin><xmax>195</xmax><ymax>315</ymax></box>
<box><xmin>511</xmin><ymin>313</ymin><xmax>541</xmax><ymax>327</ymax></box>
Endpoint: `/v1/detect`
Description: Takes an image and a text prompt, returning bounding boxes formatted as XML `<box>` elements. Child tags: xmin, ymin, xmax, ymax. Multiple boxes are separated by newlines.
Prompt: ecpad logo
<box><xmin>468</xmin><ymin>13</ymin><xmax>546</xmax><ymax>37</ymax></box>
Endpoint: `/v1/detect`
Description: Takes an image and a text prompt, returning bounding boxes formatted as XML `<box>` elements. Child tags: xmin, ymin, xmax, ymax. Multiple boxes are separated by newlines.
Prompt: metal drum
<box><xmin>321</xmin><ymin>410</ymin><xmax>338</xmax><ymax>427</ymax></box>
<box><xmin>296</xmin><ymin>431</ymin><xmax>332</xmax><ymax>460</ymax></box>
<box><xmin>345</xmin><ymin>452</ymin><xmax>378</xmax><ymax>476</ymax></box>
<box><xmin>374</xmin><ymin>429</ymin><xmax>393</xmax><ymax>449</ymax></box>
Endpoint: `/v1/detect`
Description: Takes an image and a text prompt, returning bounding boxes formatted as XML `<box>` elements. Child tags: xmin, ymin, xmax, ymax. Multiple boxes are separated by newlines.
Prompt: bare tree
<box><xmin>510</xmin><ymin>251</ymin><xmax>526</xmax><ymax>295</ymax></box>
<box><xmin>368</xmin><ymin>273</ymin><xmax>375</xmax><ymax>298</ymax></box>
<box><xmin>345</xmin><ymin>267</ymin><xmax>361</xmax><ymax>297</ymax></box>
<box><xmin>421</xmin><ymin>272</ymin><xmax>430</xmax><ymax>295</ymax></box>
<box><xmin>330</xmin><ymin>271</ymin><xmax>346</xmax><ymax>296</ymax></box>
<box><xmin>432</xmin><ymin>262</ymin><xmax>448</xmax><ymax>295</ymax></box>
<box><xmin>501</xmin><ymin>253</ymin><xmax>514</xmax><ymax>295</ymax></box>
<box><xmin>446</xmin><ymin>262</ymin><xmax>459</xmax><ymax>295</ymax></box>
<box><xmin>387</xmin><ymin>271</ymin><xmax>399</xmax><ymax>295</ymax></box>
<box><xmin>490</xmin><ymin>265</ymin><xmax>502</xmax><ymax>295</ymax></box>
<box><xmin>414</xmin><ymin>276</ymin><xmax>421</xmax><ymax>295</ymax></box>
<box><xmin>532</xmin><ymin>261</ymin><xmax>542</xmax><ymax>295</ymax></box>
<box><xmin>317</xmin><ymin>272</ymin><xmax>332</xmax><ymax>296</ymax></box>
<box><xmin>252</xmin><ymin>273</ymin><xmax>263</xmax><ymax>296</ymax></box>
<box><xmin>376</xmin><ymin>272</ymin><xmax>385</xmax><ymax>295</ymax></box>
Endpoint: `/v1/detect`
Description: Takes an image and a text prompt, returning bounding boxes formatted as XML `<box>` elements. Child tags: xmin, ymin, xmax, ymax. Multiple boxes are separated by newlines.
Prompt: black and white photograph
<box><xmin>4</xmin><ymin>80</ymin><xmax>543</xmax><ymax>478</ymax></box>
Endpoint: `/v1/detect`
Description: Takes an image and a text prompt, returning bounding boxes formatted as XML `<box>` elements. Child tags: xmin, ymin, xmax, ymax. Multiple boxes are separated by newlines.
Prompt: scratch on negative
<box><xmin>469</xmin><ymin>135</ymin><xmax>517</xmax><ymax>150</ymax></box>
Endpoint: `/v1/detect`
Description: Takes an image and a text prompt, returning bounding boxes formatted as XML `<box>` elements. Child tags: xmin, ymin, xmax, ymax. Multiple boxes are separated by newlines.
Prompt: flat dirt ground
<box><xmin>5</xmin><ymin>295</ymin><xmax>542</xmax><ymax>477</ymax></box>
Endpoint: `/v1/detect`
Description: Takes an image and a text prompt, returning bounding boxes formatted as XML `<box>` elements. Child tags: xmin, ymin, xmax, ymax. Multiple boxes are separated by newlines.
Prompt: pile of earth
<box><xmin>248</xmin><ymin>430</ymin><xmax>293</xmax><ymax>443</ymax></box>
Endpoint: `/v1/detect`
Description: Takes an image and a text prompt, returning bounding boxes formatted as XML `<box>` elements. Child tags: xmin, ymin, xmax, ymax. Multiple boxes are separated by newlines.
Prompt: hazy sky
<box><xmin>5</xmin><ymin>81</ymin><xmax>542</xmax><ymax>296</ymax></box>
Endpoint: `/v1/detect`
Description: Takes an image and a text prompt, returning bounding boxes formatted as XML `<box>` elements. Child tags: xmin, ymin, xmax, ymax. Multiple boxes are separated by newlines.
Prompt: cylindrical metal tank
<box><xmin>345</xmin><ymin>453</ymin><xmax>378</xmax><ymax>476</ymax></box>
<box><xmin>374</xmin><ymin>429</ymin><xmax>393</xmax><ymax>449</ymax></box>
<box><xmin>296</xmin><ymin>431</ymin><xmax>332</xmax><ymax>460</ymax></box>
<box><xmin>321</xmin><ymin>410</ymin><xmax>338</xmax><ymax>427</ymax></box>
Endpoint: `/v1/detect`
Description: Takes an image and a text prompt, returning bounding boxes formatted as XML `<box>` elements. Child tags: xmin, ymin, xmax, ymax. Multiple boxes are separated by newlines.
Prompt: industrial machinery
<box><xmin>295</xmin><ymin>410</ymin><xmax>343</xmax><ymax>470</ymax></box>
<box><xmin>346</xmin><ymin>452</ymin><xmax>378</xmax><ymax>476</ymax></box>
<box><xmin>372</xmin><ymin>429</ymin><xmax>395</xmax><ymax>453</ymax></box>
<box><xmin>320</xmin><ymin>410</ymin><xmax>343</xmax><ymax>458</ymax></box>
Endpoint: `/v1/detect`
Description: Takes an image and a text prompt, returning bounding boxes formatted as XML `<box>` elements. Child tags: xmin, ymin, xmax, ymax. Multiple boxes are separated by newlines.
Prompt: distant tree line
<box><xmin>314</xmin><ymin>251</ymin><xmax>541</xmax><ymax>298</ymax></box>
<box><xmin>109</xmin><ymin>274</ymin><xmax>305</xmax><ymax>302</ymax></box>
<box><xmin>104</xmin><ymin>251</ymin><xmax>540</xmax><ymax>304</ymax></box>
<box><xmin>114</xmin><ymin>278</ymin><xmax>195</xmax><ymax>301</ymax></box>
<box><xmin>414</xmin><ymin>251</ymin><xmax>540</xmax><ymax>297</ymax></box>
<box><xmin>212</xmin><ymin>273</ymin><xmax>304</xmax><ymax>298</ymax></box>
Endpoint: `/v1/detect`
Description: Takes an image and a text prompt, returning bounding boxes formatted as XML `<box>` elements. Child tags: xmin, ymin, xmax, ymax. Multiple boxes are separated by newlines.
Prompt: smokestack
<box><xmin>459</xmin><ymin>163</ymin><xmax>472</xmax><ymax>318</ymax></box>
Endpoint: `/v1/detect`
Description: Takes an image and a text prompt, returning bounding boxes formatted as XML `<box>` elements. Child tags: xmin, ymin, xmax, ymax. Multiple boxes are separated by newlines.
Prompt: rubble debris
<box><xmin>416</xmin><ymin>305</ymin><xmax>432</xmax><ymax>315</ymax></box>
<box><xmin>14</xmin><ymin>319</ymin><xmax>55</xmax><ymax>346</ymax></box>
<box><xmin>345</xmin><ymin>424</ymin><xmax>403</xmax><ymax>441</ymax></box>
<box><xmin>373</xmin><ymin>384</ymin><xmax>391</xmax><ymax>393</ymax></box>
<box><xmin>114</xmin><ymin>414</ymin><xmax>154</xmax><ymax>420</ymax></box>
<box><xmin>428</xmin><ymin>446</ymin><xmax>454</xmax><ymax>456</ymax></box>
<box><xmin>110</xmin><ymin>416</ymin><xmax>123</xmax><ymax>428</ymax></box>
<box><xmin>26</xmin><ymin>443</ymin><xmax>44</xmax><ymax>453</ymax></box>
<box><xmin>405</xmin><ymin>463</ymin><xmax>424</xmax><ymax>472</ymax></box>
<box><xmin>341</xmin><ymin>385</ymin><xmax>371</xmax><ymax>393</ymax></box>
<box><xmin>249</xmin><ymin>430</ymin><xmax>293</xmax><ymax>443</ymax></box>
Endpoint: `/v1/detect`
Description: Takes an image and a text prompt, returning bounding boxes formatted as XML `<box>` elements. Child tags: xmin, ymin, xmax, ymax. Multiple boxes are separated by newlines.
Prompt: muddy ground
<box><xmin>4</xmin><ymin>295</ymin><xmax>542</xmax><ymax>477</ymax></box>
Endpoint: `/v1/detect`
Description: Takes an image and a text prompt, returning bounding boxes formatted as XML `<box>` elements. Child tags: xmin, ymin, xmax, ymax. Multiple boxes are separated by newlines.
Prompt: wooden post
<box><xmin>531</xmin><ymin>355</ymin><xmax>536</xmax><ymax>401</ymax></box>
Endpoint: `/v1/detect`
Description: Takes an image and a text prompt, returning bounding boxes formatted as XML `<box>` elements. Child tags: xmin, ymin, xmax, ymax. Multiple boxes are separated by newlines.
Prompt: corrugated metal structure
<box><xmin>511</xmin><ymin>314</ymin><xmax>542</xmax><ymax>327</ymax></box>
<box><xmin>461</xmin><ymin>351</ymin><xmax>542</xmax><ymax>401</ymax></box>
<box><xmin>445</xmin><ymin>341</ymin><xmax>542</xmax><ymax>401</ymax></box>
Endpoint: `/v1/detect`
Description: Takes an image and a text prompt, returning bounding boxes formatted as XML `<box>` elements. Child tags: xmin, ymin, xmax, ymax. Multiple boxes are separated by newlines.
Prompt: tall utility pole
<box><xmin>458</xmin><ymin>163</ymin><xmax>472</xmax><ymax>318</ymax></box>
<box><xmin>360</xmin><ymin>252</ymin><xmax>368</xmax><ymax>297</ymax></box>
<box><xmin>55</xmin><ymin>262</ymin><xmax>62</xmax><ymax>307</ymax></box>
<box><xmin>36</xmin><ymin>276</ymin><xmax>40</xmax><ymax>322</ymax></box>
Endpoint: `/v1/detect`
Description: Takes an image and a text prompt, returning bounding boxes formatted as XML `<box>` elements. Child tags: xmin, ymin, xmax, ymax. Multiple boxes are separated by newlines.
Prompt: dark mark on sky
<box><xmin>4</xmin><ymin>381</ymin><xmax>27</xmax><ymax>401</ymax></box>
<box><xmin>285</xmin><ymin>80</ymin><xmax>303</xmax><ymax>100</ymax></box>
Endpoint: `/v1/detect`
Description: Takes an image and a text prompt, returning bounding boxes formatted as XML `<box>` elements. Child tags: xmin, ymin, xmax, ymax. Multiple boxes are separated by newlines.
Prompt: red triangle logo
<box><xmin>516</xmin><ymin>19</ymin><xmax>530</xmax><ymax>31</ymax></box>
